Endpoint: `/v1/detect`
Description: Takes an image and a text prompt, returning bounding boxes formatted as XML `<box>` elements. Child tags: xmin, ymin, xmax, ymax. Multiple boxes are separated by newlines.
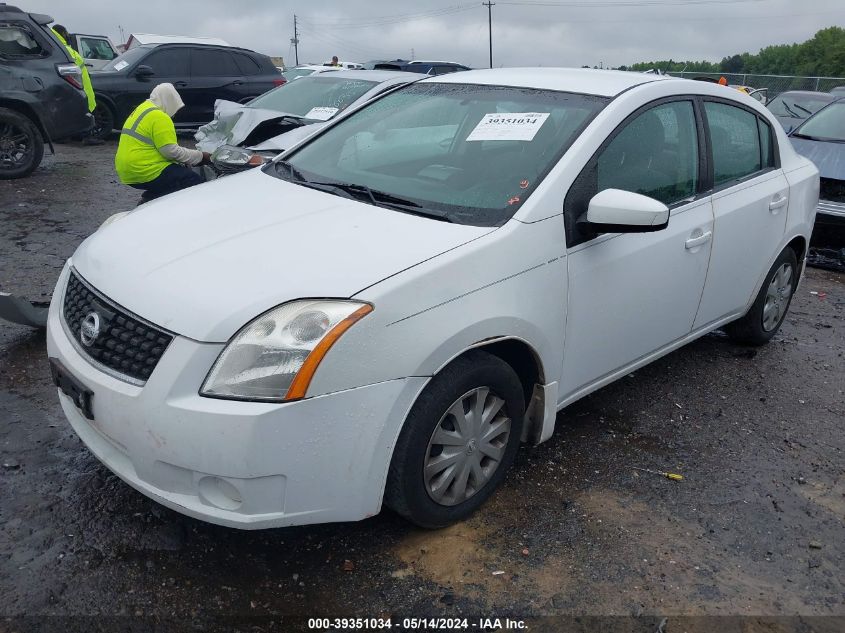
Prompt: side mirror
<box><xmin>134</xmin><ymin>65</ymin><xmax>154</xmax><ymax>79</ymax></box>
<box><xmin>579</xmin><ymin>188</ymin><xmax>670</xmax><ymax>233</ymax></box>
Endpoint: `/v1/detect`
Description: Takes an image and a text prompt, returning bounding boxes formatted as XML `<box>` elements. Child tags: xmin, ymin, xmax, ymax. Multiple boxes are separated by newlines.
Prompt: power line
<box><xmin>499</xmin><ymin>0</ymin><xmax>770</xmax><ymax>6</ymax></box>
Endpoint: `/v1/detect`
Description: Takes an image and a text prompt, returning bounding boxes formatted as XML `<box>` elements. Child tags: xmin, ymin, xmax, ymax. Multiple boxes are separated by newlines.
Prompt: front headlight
<box><xmin>211</xmin><ymin>144</ymin><xmax>268</xmax><ymax>168</ymax></box>
<box><xmin>200</xmin><ymin>300</ymin><xmax>372</xmax><ymax>402</ymax></box>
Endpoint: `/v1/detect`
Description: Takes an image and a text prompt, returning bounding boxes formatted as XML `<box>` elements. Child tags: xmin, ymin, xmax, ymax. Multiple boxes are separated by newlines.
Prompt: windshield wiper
<box><xmin>781</xmin><ymin>102</ymin><xmax>802</xmax><ymax>118</ymax></box>
<box><xmin>272</xmin><ymin>168</ymin><xmax>453</xmax><ymax>222</ymax></box>
<box><xmin>792</xmin><ymin>103</ymin><xmax>812</xmax><ymax>116</ymax></box>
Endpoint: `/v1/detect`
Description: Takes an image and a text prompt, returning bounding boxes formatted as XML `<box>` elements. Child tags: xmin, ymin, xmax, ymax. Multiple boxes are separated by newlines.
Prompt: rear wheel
<box><xmin>91</xmin><ymin>101</ymin><xmax>115</xmax><ymax>140</ymax></box>
<box><xmin>0</xmin><ymin>108</ymin><xmax>43</xmax><ymax>180</ymax></box>
<box><xmin>724</xmin><ymin>247</ymin><xmax>798</xmax><ymax>346</ymax></box>
<box><xmin>385</xmin><ymin>351</ymin><xmax>525</xmax><ymax>528</ymax></box>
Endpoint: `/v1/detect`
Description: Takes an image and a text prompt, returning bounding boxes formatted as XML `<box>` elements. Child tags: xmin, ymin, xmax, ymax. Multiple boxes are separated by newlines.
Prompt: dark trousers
<box><xmin>130</xmin><ymin>164</ymin><xmax>204</xmax><ymax>201</ymax></box>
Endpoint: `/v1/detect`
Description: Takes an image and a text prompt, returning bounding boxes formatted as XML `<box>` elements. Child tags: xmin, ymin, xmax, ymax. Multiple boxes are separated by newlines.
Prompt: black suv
<box><xmin>0</xmin><ymin>4</ymin><xmax>93</xmax><ymax>179</ymax></box>
<box><xmin>89</xmin><ymin>43</ymin><xmax>285</xmax><ymax>139</ymax></box>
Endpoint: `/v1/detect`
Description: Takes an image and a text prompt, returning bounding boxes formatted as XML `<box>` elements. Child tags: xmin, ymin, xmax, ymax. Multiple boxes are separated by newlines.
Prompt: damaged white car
<box><xmin>194</xmin><ymin>70</ymin><xmax>419</xmax><ymax>177</ymax></box>
<box><xmin>47</xmin><ymin>69</ymin><xmax>817</xmax><ymax>530</ymax></box>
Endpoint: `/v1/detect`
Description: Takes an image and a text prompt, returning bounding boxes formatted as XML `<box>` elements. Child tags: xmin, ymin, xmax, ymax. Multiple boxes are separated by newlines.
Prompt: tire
<box><xmin>0</xmin><ymin>107</ymin><xmax>44</xmax><ymax>180</ymax></box>
<box><xmin>724</xmin><ymin>247</ymin><xmax>798</xmax><ymax>346</ymax></box>
<box><xmin>91</xmin><ymin>101</ymin><xmax>115</xmax><ymax>140</ymax></box>
<box><xmin>385</xmin><ymin>350</ymin><xmax>525</xmax><ymax>528</ymax></box>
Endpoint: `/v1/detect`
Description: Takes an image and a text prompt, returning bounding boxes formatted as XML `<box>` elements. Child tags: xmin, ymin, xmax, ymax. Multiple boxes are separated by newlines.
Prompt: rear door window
<box><xmin>191</xmin><ymin>49</ymin><xmax>239</xmax><ymax>77</ymax></box>
<box><xmin>705</xmin><ymin>101</ymin><xmax>762</xmax><ymax>186</ymax></box>
<box><xmin>0</xmin><ymin>23</ymin><xmax>45</xmax><ymax>58</ymax></box>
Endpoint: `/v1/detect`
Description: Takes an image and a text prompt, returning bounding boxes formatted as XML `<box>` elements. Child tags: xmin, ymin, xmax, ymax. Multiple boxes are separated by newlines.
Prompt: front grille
<box><xmin>819</xmin><ymin>177</ymin><xmax>845</xmax><ymax>203</ymax></box>
<box><xmin>62</xmin><ymin>271</ymin><xmax>173</xmax><ymax>383</ymax></box>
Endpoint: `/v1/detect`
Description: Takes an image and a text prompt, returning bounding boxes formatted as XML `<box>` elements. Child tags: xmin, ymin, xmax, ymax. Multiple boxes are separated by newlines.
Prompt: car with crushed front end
<box><xmin>195</xmin><ymin>70</ymin><xmax>420</xmax><ymax>177</ymax></box>
<box><xmin>789</xmin><ymin>98</ymin><xmax>845</xmax><ymax>242</ymax></box>
<box><xmin>47</xmin><ymin>68</ymin><xmax>818</xmax><ymax>530</ymax></box>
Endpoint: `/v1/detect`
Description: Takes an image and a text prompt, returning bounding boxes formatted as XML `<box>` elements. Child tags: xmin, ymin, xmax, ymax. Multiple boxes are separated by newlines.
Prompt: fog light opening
<box><xmin>198</xmin><ymin>476</ymin><xmax>243</xmax><ymax>511</ymax></box>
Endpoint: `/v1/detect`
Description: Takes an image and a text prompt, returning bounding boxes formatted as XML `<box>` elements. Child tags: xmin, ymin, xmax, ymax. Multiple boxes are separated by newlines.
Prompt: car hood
<box><xmin>195</xmin><ymin>100</ymin><xmax>314</xmax><ymax>152</ymax></box>
<box><xmin>774</xmin><ymin>115</ymin><xmax>802</xmax><ymax>134</ymax></box>
<box><xmin>71</xmin><ymin>168</ymin><xmax>492</xmax><ymax>342</ymax></box>
<box><xmin>790</xmin><ymin>136</ymin><xmax>845</xmax><ymax>180</ymax></box>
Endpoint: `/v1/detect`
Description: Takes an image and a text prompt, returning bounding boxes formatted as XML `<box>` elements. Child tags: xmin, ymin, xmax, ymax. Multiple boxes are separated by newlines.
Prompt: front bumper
<box><xmin>47</xmin><ymin>267</ymin><xmax>426</xmax><ymax>528</ymax></box>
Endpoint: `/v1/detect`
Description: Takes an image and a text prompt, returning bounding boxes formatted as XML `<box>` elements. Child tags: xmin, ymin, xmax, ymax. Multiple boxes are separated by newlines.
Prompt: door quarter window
<box><xmin>704</xmin><ymin>101</ymin><xmax>764</xmax><ymax>186</ymax></box>
<box><xmin>564</xmin><ymin>99</ymin><xmax>700</xmax><ymax>247</ymax></box>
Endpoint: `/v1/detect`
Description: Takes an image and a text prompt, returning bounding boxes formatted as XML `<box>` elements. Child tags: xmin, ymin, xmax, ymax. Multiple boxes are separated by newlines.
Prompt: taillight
<box><xmin>273</xmin><ymin>78</ymin><xmax>286</xmax><ymax>87</ymax></box>
<box><xmin>57</xmin><ymin>63</ymin><xmax>83</xmax><ymax>90</ymax></box>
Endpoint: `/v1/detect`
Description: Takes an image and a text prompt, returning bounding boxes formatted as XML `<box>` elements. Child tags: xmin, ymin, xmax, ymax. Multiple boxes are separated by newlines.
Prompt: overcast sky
<box><xmin>30</xmin><ymin>0</ymin><xmax>845</xmax><ymax>69</ymax></box>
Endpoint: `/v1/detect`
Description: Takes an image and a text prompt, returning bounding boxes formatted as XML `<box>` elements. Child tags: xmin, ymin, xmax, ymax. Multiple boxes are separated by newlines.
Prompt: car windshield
<box><xmin>270</xmin><ymin>82</ymin><xmax>607</xmax><ymax>226</ymax></box>
<box><xmin>248</xmin><ymin>76</ymin><xmax>377</xmax><ymax>119</ymax></box>
<box><xmin>793</xmin><ymin>102</ymin><xmax>845</xmax><ymax>142</ymax></box>
<box><xmin>768</xmin><ymin>93</ymin><xmax>833</xmax><ymax>119</ymax></box>
<box><xmin>102</xmin><ymin>46</ymin><xmax>148</xmax><ymax>71</ymax></box>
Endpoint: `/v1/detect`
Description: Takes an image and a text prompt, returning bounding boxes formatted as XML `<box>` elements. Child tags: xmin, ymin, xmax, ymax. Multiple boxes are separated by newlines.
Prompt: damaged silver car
<box><xmin>195</xmin><ymin>70</ymin><xmax>420</xmax><ymax>177</ymax></box>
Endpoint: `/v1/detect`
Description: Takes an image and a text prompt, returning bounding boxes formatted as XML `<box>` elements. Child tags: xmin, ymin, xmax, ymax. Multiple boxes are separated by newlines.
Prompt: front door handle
<box><xmin>685</xmin><ymin>230</ymin><xmax>712</xmax><ymax>250</ymax></box>
<box><xmin>769</xmin><ymin>195</ymin><xmax>788</xmax><ymax>212</ymax></box>
<box><xmin>174</xmin><ymin>81</ymin><xmax>188</xmax><ymax>88</ymax></box>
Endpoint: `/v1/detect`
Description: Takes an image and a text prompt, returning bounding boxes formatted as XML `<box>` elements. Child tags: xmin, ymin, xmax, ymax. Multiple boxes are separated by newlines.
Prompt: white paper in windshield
<box><xmin>113</xmin><ymin>60</ymin><xmax>129</xmax><ymax>71</ymax></box>
<box><xmin>466</xmin><ymin>112</ymin><xmax>550</xmax><ymax>142</ymax></box>
<box><xmin>304</xmin><ymin>106</ymin><xmax>339</xmax><ymax>120</ymax></box>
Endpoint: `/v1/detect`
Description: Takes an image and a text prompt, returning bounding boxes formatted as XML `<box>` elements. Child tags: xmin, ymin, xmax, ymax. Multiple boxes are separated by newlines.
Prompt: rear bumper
<box><xmin>817</xmin><ymin>199</ymin><xmax>845</xmax><ymax>219</ymax></box>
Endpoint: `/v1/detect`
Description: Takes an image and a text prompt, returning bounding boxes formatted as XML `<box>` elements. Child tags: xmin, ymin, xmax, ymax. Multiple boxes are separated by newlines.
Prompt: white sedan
<box><xmin>47</xmin><ymin>68</ymin><xmax>818</xmax><ymax>529</ymax></box>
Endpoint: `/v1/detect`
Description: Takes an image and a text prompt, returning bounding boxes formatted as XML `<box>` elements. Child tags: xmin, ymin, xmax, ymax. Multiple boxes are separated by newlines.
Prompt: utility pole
<box><xmin>291</xmin><ymin>14</ymin><xmax>300</xmax><ymax>65</ymax></box>
<box><xmin>483</xmin><ymin>1</ymin><xmax>494</xmax><ymax>68</ymax></box>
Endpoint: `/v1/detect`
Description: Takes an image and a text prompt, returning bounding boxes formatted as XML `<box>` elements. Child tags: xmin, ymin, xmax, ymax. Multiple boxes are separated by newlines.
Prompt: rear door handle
<box><xmin>769</xmin><ymin>195</ymin><xmax>788</xmax><ymax>212</ymax></box>
<box><xmin>685</xmin><ymin>230</ymin><xmax>712</xmax><ymax>250</ymax></box>
<box><xmin>174</xmin><ymin>81</ymin><xmax>188</xmax><ymax>88</ymax></box>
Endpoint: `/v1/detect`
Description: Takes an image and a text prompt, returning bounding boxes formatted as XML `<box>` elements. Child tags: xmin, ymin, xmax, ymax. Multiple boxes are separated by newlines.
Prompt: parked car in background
<box><xmin>730</xmin><ymin>85</ymin><xmax>767</xmax><ymax>104</ymax></box>
<box><xmin>829</xmin><ymin>86</ymin><xmax>845</xmax><ymax>97</ymax></box>
<box><xmin>65</xmin><ymin>32</ymin><xmax>119</xmax><ymax>69</ymax></box>
<box><xmin>195</xmin><ymin>70</ymin><xmax>419</xmax><ymax>176</ymax></box>
<box><xmin>324</xmin><ymin>60</ymin><xmax>363</xmax><ymax>69</ymax></box>
<box><xmin>789</xmin><ymin>98</ymin><xmax>845</xmax><ymax>241</ymax></box>
<box><xmin>88</xmin><ymin>43</ymin><xmax>284</xmax><ymax>138</ymax></box>
<box><xmin>767</xmin><ymin>90</ymin><xmax>837</xmax><ymax>133</ymax></box>
<box><xmin>0</xmin><ymin>4</ymin><xmax>92</xmax><ymax>179</ymax></box>
<box><xmin>281</xmin><ymin>64</ymin><xmax>339</xmax><ymax>82</ymax></box>
<box><xmin>47</xmin><ymin>69</ymin><xmax>816</xmax><ymax>530</ymax></box>
<box><xmin>121</xmin><ymin>33</ymin><xmax>231</xmax><ymax>51</ymax></box>
<box><xmin>374</xmin><ymin>59</ymin><xmax>470</xmax><ymax>75</ymax></box>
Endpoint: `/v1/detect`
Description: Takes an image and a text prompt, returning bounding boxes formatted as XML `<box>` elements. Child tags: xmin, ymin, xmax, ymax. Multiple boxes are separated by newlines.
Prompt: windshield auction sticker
<box><xmin>113</xmin><ymin>60</ymin><xmax>129</xmax><ymax>71</ymax></box>
<box><xmin>466</xmin><ymin>112</ymin><xmax>550</xmax><ymax>141</ymax></box>
<box><xmin>304</xmin><ymin>106</ymin><xmax>340</xmax><ymax>120</ymax></box>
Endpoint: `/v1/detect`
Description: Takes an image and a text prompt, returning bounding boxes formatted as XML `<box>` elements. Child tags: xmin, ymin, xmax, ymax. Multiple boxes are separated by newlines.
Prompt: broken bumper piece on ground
<box><xmin>0</xmin><ymin>293</ymin><xmax>48</xmax><ymax>328</ymax></box>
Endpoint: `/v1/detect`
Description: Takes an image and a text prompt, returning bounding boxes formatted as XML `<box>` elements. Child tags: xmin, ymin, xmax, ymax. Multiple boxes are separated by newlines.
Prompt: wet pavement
<box><xmin>1</xmin><ymin>143</ymin><xmax>843</xmax><ymax>630</ymax></box>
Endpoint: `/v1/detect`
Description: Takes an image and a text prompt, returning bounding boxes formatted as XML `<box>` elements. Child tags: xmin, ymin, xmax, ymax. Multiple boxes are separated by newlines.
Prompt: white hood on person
<box><xmin>147</xmin><ymin>83</ymin><xmax>204</xmax><ymax>167</ymax></box>
<box><xmin>149</xmin><ymin>83</ymin><xmax>185</xmax><ymax>118</ymax></box>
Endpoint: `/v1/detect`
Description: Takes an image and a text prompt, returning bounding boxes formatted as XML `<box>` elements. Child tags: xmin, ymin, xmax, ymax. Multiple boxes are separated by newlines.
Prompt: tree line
<box><xmin>620</xmin><ymin>26</ymin><xmax>845</xmax><ymax>77</ymax></box>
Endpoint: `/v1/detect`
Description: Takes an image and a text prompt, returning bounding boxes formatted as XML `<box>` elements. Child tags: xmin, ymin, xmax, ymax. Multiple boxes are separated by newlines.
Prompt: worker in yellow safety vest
<box><xmin>115</xmin><ymin>83</ymin><xmax>211</xmax><ymax>201</ymax></box>
<box><xmin>52</xmin><ymin>24</ymin><xmax>103</xmax><ymax>145</ymax></box>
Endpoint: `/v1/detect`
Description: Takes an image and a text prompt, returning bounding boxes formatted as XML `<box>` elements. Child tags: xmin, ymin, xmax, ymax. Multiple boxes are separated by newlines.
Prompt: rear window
<box><xmin>191</xmin><ymin>49</ymin><xmax>239</xmax><ymax>76</ymax></box>
<box><xmin>0</xmin><ymin>23</ymin><xmax>46</xmax><ymax>58</ymax></box>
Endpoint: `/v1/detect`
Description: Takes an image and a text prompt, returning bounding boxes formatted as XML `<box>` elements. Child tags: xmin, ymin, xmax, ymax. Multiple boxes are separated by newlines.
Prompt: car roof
<box><xmin>425</xmin><ymin>67</ymin><xmax>668</xmax><ymax>97</ymax></box>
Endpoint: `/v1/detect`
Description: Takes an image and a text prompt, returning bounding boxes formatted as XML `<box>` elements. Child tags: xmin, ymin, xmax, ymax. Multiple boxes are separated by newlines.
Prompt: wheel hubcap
<box><xmin>762</xmin><ymin>262</ymin><xmax>793</xmax><ymax>332</ymax></box>
<box><xmin>0</xmin><ymin>122</ymin><xmax>31</xmax><ymax>168</ymax></box>
<box><xmin>423</xmin><ymin>387</ymin><xmax>511</xmax><ymax>507</ymax></box>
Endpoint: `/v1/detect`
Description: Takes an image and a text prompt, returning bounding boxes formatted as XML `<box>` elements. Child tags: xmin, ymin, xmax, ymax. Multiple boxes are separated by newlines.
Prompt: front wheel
<box><xmin>0</xmin><ymin>107</ymin><xmax>44</xmax><ymax>180</ymax></box>
<box><xmin>724</xmin><ymin>247</ymin><xmax>798</xmax><ymax>346</ymax></box>
<box><xmin>385</xmin><ymin>350</ymin><xmax>525</xmax><ymax>528</ymax></box>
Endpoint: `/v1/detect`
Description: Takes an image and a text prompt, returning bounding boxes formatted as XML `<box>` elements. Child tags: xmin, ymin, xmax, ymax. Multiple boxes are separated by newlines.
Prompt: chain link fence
<box><xmin>667</xmin><ymin>72</ymin><xmax>845</xmax><ymax>99</ymax></box>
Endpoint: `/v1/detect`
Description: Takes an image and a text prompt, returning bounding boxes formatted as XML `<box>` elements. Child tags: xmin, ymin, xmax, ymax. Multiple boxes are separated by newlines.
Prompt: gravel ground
<box><xmin>1</xmin><ymin>142</ymin><xmax>843</xmax><ymax>632</ymax></box>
